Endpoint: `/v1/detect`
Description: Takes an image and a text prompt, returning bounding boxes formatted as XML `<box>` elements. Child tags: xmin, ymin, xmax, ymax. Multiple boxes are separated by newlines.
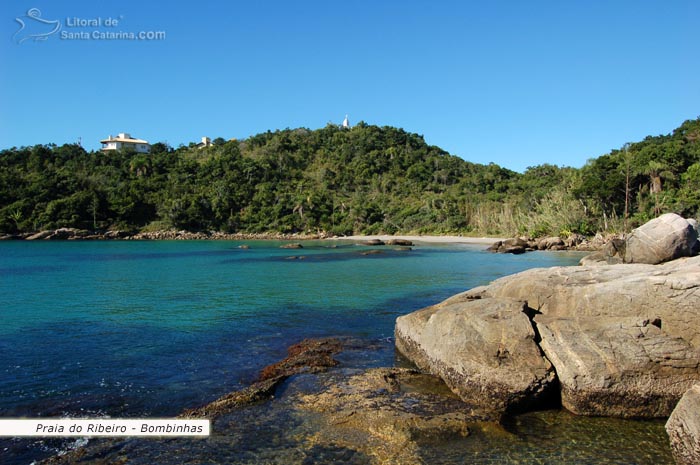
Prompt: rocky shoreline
<box><xmin>41</xmin><ymin>337</ymin><xmax>489</xmax><ymax>465</ymax></box>
<box><xmin>0</xmin><ymin>228</ymin><xmax>330</xmax><ymax>242</ymax></box>
<box><xmin>0</xmin><ymin>226</ymin><xmax>591</xmax><ymax>251</ymax></box>
<box><xmin>396</xmin><ymin>213</ymin><xmax>700</xmax><ymax>464</ymax></box>
<box><xmin>0</xmin><ymin>226</ymin><xmax>636</xmax><ymax>256</ymax></box>
<box><xmin>26</xmin><ymin>214</ymin><xmax>700</xmax><ymax>464</ymax></box>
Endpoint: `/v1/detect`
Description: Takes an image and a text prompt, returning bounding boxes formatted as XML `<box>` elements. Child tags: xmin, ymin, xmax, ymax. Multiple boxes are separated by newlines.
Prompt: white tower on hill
<box><xmin>342</xmin><ymin>114</ymin><xmax>350</xmax><ymax>128</ymax></box>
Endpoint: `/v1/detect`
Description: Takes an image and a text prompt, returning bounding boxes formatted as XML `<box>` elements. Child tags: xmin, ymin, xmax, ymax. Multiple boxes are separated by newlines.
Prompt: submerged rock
<box><xmin>181</xmin><ymin>377</ymin><xmax>284</xmax><ymax>418</ymax></box>
<box><xmin>395</xmin><ymin>296</ymin><xmax>555</xmax><ymax>415</ymax></box>
<box><xmin>182</xmin><ymin>337</ymin><xmax>343</xmax><ymax>419</ymax></box>
<box><xmin>280</xmin><ymin>242</ymin><xmax>304</xmax><ymax>249</ymax></box>
<box><xmin>298</xmin><ymin>367</ymin><xmax>489</xmax><ymax>464</ymax></box>
<box><xmin>360</xmin><ymin>249</ymin><xmax>383</xmax><ymax>256</ymax></box>
<box><xmin>666</xmin><ymin>383</ymin><xmax>700</xmax><ymax>465</ymax></box>
<box><xmin>258</xmin><ymin>338</ymin><xmax>342</xmax><ymax>381</ymax></box>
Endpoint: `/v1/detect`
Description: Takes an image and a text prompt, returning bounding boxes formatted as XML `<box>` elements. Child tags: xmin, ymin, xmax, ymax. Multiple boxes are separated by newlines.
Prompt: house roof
<box><xmin>100</xmin><ymin>136</ymin><xmax>150</xmax><ymax>144</ymax></box>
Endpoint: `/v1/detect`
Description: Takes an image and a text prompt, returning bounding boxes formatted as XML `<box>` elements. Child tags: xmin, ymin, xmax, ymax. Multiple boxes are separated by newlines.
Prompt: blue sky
<box><xmin>1</xmin><ymin>1</ymin><xmax>698</xmax><ymax>172</ymax></box>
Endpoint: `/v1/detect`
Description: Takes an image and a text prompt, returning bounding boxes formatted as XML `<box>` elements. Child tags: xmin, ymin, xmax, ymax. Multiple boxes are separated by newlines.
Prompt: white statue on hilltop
<box><xmin>342</xmin><ymin>114</ymin><xmax>350</xmax><ymax>128</ymax></box>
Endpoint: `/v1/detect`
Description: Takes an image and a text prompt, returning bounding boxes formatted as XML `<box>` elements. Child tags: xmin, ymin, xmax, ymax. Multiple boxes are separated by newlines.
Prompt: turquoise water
<box><xmin>0</xmin><ymin>241</ymin><xmax>671</xmax><ymax>464</ymax></box>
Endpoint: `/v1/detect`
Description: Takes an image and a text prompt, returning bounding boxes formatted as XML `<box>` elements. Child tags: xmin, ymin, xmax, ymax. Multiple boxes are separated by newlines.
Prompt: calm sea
<box><xmin>0</xmin><ymin>241</ymin><xmax>672</xmax><ymax>464</ymax></box>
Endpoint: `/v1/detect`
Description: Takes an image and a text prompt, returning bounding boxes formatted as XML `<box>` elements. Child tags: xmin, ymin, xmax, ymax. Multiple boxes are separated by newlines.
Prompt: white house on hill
<box><xmin>100</xmin><ymin>133</ymin><xmax>151</xmax><ymax>153</ymax></box>
<box><xmin>197</xmin><ymin>136</ymin><xmax>213</xmax><ymax>148</ymax></box>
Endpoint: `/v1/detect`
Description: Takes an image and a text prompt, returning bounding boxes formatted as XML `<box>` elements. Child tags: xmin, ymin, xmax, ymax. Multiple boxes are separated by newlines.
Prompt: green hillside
<box><xmin>1</xmin><ymin>119</ymin><xmax>699</xmax><ymax>237</ymax></box>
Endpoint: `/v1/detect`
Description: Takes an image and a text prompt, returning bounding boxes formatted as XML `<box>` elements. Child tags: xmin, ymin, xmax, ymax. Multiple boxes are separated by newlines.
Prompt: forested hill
<box><xmin>1</xmin><ymin>119</ymin><xmax>699</xmax><ymax>237</ymax></box>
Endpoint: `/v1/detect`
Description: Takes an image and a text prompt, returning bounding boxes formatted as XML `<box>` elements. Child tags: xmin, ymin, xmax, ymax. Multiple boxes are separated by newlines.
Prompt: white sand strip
<box><xmin>328</xmin><ymin>235</ymin><xmax>503</xmax><ymax>245</ymax></box>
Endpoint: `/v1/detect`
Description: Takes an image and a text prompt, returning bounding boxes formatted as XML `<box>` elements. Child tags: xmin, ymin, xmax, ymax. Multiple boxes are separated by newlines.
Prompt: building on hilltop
<box><xmin>100</xmin><ymin>133</ymin><xmax>151</xmax><ymax>153</ymax></box>
<box><xmin>196</xmin><ymin>136</ymin><xmax>213</xmax><ymax>149</ymax></box>
<box><xmin>342</xmin><ymin>114</ymin><xmax>350</xmax><ymax>128</ymax></box>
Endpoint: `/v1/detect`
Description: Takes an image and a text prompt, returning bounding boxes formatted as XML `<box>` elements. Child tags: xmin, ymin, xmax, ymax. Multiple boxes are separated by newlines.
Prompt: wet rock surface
<box><xmin>258</xmin><ymin>338</ymin><xmax>342</xmax><ymax>381</ymax></box>
<box><xmin>37</xmin><ymin>335</ymin><xmax>675</xmax><ymax>465</ymax></box>
<box><xmin>42</xmin><ymin>338</ymin><xmax>486</xmax><ymax>465</ymax></box>
<box><xmin>297</xmin><ymin>367</ymin><xmax>491</xmax><ymax>464</ymax></box>
<box><xmin>181</xmin><ymin>338</ymin><xmax>343</xmax><ymax>419</ymax></box>
<box><xmin>666</xmin><ymin>383</ymin><xmax>700</xmax><ymax>465</ymax></box>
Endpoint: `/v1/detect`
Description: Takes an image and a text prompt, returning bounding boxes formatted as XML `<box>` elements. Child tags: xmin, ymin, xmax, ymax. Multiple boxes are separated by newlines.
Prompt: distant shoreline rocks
<box><xmin>486</xmin><ymin>233</ymin><xmax>597</xmax><ymax>254</ymax></box>
<box><xmin>488</xmin><ymin>213</ymin><xmax>699</xmax><ymax>260</ymax></box>
<box><xmin>0</xmin><ymin>228</ymin><xmax>331</xmax><ymax>242</ymax></box>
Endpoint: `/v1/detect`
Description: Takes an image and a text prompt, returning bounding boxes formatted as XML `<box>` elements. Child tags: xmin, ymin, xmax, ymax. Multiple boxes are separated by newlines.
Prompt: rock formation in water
<box><xmin>181</xmin><ymin>338</ymin><xmax>342</xmax><ymax>418</ymax></box>
<box><xmin>298</xmin><ymin>367</ymin><xmax>490</xmax><ymax>464</ymax></box>
<box><xmin>395</xmin><ymin>297</ymin><xmax>555</xmax><ymax>416</ymax></box>
<box><xmin>396</xmin><ymin>254</ymin><xmax>700</xmax><ymax>418</ymax></box>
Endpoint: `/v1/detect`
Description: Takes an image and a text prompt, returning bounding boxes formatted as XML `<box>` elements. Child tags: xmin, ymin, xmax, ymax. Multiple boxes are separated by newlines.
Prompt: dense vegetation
<box><xmin>1</xmin><ymin>119</ymin><xmax>699</xmax><ymax>237</ymax></box>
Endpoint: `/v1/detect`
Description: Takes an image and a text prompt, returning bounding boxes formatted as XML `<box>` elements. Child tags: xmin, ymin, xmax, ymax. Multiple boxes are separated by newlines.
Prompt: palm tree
<box><xmin>643</xmin><ymin>160</ymin><xmax>675</xmax><ymax>214</ymax></box>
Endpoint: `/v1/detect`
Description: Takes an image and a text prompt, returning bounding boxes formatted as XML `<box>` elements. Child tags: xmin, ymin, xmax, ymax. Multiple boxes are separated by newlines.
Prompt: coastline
<box><xmin>5</xmin><ymin>238</ymin><xmax>683</xmax><ymax>464</ymax></box>
<box><xmin>329</xmin><ymin>234</ymin><xmax>504</xmax><ymax>245</ymax></box>
<box><xmin>0</xmin><ymin>228</ymin><xmax>504</xmax><ymax>245</ymax></box>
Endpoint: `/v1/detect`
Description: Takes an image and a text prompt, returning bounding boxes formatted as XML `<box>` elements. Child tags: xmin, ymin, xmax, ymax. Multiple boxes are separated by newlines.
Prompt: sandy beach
<box><xmin>329</xmin><ymin>235</ymin><xmax>503</xmax><ymax>245</ymax></box>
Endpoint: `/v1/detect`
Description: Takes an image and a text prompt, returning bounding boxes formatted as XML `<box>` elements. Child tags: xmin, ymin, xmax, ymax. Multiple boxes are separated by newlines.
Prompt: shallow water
<box><xmin>0</xmin><ymin>240</ymin><xmax>673</xmax><ymax>464</ymax></box>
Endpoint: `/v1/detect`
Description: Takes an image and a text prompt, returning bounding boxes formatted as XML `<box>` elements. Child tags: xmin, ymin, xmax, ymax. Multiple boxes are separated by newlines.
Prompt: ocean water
<box><xmin>0</xmin><ymin>240</ymin><xmax>673</xmax><ymax>464</ymax></box>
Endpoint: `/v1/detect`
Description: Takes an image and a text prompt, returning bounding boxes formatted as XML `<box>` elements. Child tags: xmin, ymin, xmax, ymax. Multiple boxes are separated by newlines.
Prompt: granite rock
<box><xmin>623</xmin><ymin>213</ymin><xmax>698</xmax><ymax>264</ymax></box>
<box><xmin>395</xmin><ymin>296</ymin><xmax>555</xmax><ymax>415</ymax></box>
<box><xmin>666</xmin><ymin>383</ymin><xmax>700</xmax><ymax>465</ymax></box>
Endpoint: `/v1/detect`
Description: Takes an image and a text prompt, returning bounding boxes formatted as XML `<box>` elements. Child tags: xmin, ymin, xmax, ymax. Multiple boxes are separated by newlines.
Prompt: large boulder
<box><xmin>666</xmin><ymin>383</ymin><xmax>700</xmax><ymax>465</ymax></box>
<box><xmin>623</xmin><ymin>213</ymin><xmax>698</xmax><ymax>264</ymax></box>
<box><xmin>474</xmin><ymin>256</ymin><xmax>700</xmax><ymax>347</ymax></box>
<box><xmin>535</xmin><ymin>315</ymin><xmax>700</xmax><ymax>417</ymax></box>
<box><xmin>395</xmin><ymin>295</ymin><xmax>555</xmax><ymax>415</ymax></box>
<box><xmin>460</xmin><ymin>255</ymin><xmax>700</xmax><ymax>417</ymax></box>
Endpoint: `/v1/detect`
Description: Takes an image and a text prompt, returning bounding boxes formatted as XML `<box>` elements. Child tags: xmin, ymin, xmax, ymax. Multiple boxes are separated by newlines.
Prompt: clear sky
<box><xmin>1</xmin><ymin>1</ymin><xmax>698</xmax><ymax>172</ymax></box>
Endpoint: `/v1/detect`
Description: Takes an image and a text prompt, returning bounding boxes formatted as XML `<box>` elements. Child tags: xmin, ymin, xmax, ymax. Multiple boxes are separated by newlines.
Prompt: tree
<box><xmin>1</xmin><ymin>118</ymin><xmax>699</xmax><ymax>236</ymax></box>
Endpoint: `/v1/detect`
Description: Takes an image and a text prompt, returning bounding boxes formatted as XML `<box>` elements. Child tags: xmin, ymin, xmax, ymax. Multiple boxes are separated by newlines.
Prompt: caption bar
<box><xmin>0</xmin><ymin>419</ymin><xmax>210</xmax><ymax>437</ymax></box>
